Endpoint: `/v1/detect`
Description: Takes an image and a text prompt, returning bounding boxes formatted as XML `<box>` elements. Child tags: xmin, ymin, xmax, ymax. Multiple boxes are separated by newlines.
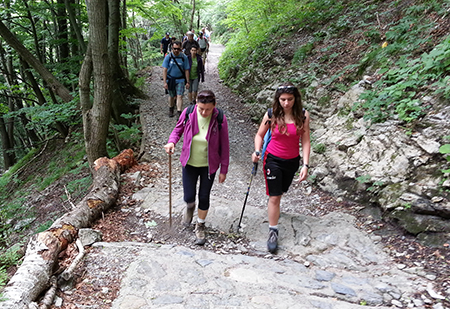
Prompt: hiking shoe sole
<box><xmin>267</xmin><ymin>228</ymin><xmax>278</xmax><ymax>253</ymax></box>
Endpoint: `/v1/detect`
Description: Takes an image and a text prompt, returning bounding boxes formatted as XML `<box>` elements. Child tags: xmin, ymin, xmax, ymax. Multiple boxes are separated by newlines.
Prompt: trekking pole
<box><xmin>168</xmin><ymin>152</ymin><xmax>172</xmax><ymax>228</ymax></box>
<box><xmin>238</xmin><ymin>161</ymin><xmax>258</xmax><ymax>229</ymax></box>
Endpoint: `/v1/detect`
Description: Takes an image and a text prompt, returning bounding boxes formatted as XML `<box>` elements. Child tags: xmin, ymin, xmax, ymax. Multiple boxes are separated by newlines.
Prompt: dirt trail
<box><xmin>139</xmin><ymin>44</ymin><xmax>330</xmax><ymax>219</ymax></box>
<box><xmin>47</xmin><ymin>44</ymin><xmax>444</xmax><ymax>309</ymax></box>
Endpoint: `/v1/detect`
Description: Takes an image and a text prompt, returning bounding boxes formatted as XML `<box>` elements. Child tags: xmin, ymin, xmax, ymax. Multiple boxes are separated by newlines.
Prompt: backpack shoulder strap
<box><xmin>264</xmin><ymin>108</ymin><xmax>273</xmax><ymax>125</ymax></box>
<box><xmin>170</xmin><ymin>53</ymin><xmax>186</xmax><ymax>80</ymax></box>
<box><xmin>184</xmin><ymin>106</ymin><xmax>224</xmax><ymax>130</ymax></box>
<box><xmin>184</xmin><ymin>105</ymin><xmax>196</xmax><ymax>125</ymax></box>
<box><xmin>216</xmin><ymin>108</ymin><xmax>224</xmax><ymax>130</ymax></box>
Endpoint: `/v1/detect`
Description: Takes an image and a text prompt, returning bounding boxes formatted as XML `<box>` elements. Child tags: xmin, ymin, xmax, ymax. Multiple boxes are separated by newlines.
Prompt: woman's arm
<box><xmin>252</xmin><ymin>112</ymin><xmax>270</xmax><ymax>163</ymax></box>
<box><xmin>298</xmin><ymin>110</ymin><xmax>311</xmax><ymax>182</ymax></box>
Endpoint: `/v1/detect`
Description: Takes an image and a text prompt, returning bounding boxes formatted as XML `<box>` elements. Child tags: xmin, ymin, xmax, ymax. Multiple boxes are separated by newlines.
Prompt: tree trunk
<box><xmin>0</xmin><ymin>116</ymin><xmax>15</xmax><ymax>169</ymax></box>
<box><xmin>64</xmin><ymin>0</ymin><xmax>87</xmax><ymax>54</ymax></box>
<box><xmin>83</xmin><ymin>0</ymin><xmax>112</xmax><ymax>168</ymax></box>
<box><xmin>0</xmin><ymin>20</ymin><xmax>73</xmax><ymax>103</ymax></box>
<box><xmin>190</xmin><ymin>0</ymin><xmax>196</xmax><ymax>31</ymax></box>
<box><xmin>0</xmin><ymin>149</ymin><xmax>137</xmax><ymax>309</ymax></box>
<box><xmin>57</xmin><ymin>0</ymin><xmax>70</xmax><ymax>65</ymax></box>
<box><xmin>120</xmin><ymin>0</ymin><xmax>128</xmax><ymax>78</ymax></box>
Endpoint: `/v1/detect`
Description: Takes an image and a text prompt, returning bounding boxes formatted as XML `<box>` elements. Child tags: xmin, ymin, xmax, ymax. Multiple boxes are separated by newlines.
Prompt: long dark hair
<box><xmin>272</xmin><ymin>82</ymin><xmax>304</xmax><ymax>135</ymax></box>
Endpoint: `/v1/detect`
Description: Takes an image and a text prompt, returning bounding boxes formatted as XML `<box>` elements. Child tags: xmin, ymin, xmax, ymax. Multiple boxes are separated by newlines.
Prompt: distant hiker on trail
<box><xmin>182</xmin><ymin>31</ymin><xmax>200</xmax><ymax>56</ymax></box>
<box><xmin>187</xmin><ymin>46</ymin><xmax>205</xmax><ymax>105</ymax></box>
<box><xmin>168</xmin><ymin>37</ymin><xmax>177</xmax><ymax>53</ymax></box>
<box><xmin>162</xmin><ymin>41</ymin><xmax>190</xmax><ymax>118</ymax></box>
<box><xmin>164</xmin><ymin>90</ymin><xmax>230</xmax><ymax>246</ymax></box>
<box><xmin>251</xmin><ymin>82</ymin><xmax>311</xmax><ymax>253</ymax></box>
<box><xmin>160</xmin><ymin>32</ymin><xmax>171</xmax><ymax>56</ymax></box>
<box><xmin>197</xmin><ymin>31</ymin><xmax>209</xmax><ymax>62</ymax></box>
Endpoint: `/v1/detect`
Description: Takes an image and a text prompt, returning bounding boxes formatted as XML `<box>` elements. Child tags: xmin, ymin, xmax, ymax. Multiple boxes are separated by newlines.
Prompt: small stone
<box><xmin>54</xmin><ymin>296</ymin><xmax>63</xmax><ymax>307</ymax></box>
<box><xmin>431</xmin><ymin>196</ymin><xmax>443</xmax><ymax>203</ymax></box>
<box><xmin>391</xmin><ymin>299</ymin><xmax>403</xmax><ymax>307</ymax></box>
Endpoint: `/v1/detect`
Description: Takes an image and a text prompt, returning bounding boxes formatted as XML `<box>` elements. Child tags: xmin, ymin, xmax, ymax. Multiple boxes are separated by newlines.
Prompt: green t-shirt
<box><xmin>190</xmin><ymin>58</ymin><xmax>198</xmax><ymax>80</ymax></box>
<box><xmin>187</xmin><ymin>109</ymin><xmax>210</xmax><ymax>167</ymax></box>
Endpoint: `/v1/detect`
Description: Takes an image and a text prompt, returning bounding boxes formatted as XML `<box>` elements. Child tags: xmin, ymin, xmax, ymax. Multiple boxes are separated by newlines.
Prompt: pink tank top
<box><xmin>266</xmin><ymin>123</ymin><xmax>302</xmax><ymax>159</ymax></box>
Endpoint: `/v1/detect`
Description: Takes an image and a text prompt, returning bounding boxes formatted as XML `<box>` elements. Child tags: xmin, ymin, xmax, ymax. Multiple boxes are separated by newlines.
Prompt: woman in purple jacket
<box><xmin>164</xmin><ymin>90</ymin><xmax>230</xmax><ymax>245</ymax></box>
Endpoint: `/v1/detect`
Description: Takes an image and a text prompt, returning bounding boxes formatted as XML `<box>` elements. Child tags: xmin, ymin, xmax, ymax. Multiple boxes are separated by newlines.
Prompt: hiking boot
<box><xmin>190</xmin><ymin>99</ymin><xmax>196</xmax><ymax>105</ymax></box>
<box><xmin>177</xmin><ymin>110</ymin><xmax>182</xmax><ymax>118</ymax></box>
<box><xmin>267</xmin><ymin>228</ymin><xmax>278</xmax><ymax>253</ymax></box>
<box><xmin>194</xmin><ymin>222</ymin><xmax>206</xmax><ymax>245</ymax></box>
<box><xmin>183</xmin><ymin>202</ymin><xmax>195</xmax><ymax>227</ymax></box>
<box><xmin>169</xmin><ymin>107</ymin><xmax>174</xmax><ymax>117</ymax></box>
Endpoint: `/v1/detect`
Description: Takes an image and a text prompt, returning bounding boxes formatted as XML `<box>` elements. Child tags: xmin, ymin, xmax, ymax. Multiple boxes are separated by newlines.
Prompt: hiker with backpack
<box><xmin>182</xmin><ymin>31</ymin><xmax>200</xmax><ymax>56</ymax></box>
<box><xmin>162</xmin><ymin>41</ymin><xmax>190</xmax><ymax>118</ymax></box>
<box><xmin>187</xmin><ymin>46</ymin><xmax>205</xmax><ymax>105</ymax></box>
<box><xmin>164</xmin><ymin>90</ymin><xmax>230</xmax><ymax>245</ymax></box>
<box><xmin>197</xmin><ymin>31</ymin><xmax>209</xmax><ymax>62</ymax></box>
<box><xmin>251</xmin><ymin>82</ymin><xmax>311</xmax><ymax>253</ymax></box>
<box><xmin>160</xmin><ymin>32</ymin><xmax>171</xmax><ymax>57</ymax></box>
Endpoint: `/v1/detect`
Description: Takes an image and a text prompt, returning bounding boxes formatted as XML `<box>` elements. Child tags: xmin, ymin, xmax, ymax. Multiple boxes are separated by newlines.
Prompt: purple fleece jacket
<box><xmin>167</xmin><ymin>105</ymin><xmax>230</xmax><ymax>176</ymax></box>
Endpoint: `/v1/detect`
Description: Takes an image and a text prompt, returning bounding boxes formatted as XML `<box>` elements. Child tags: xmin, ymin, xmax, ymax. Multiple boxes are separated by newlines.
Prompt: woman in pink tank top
<box><xmin>251</xmin><ymin>82</ymin><xmax>311</xmax><ymax>253</ymax></box>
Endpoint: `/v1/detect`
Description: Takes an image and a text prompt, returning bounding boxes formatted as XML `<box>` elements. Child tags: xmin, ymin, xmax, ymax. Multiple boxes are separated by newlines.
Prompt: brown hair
<box><xmin>271</xmin><ymin>82</ymin><xmax>304</xmax><ymax>135</ymax></box>
<box><xmin>197</xmin><ymin>90</ymin><xmax>216</xmax><ymax>105</ymax></box>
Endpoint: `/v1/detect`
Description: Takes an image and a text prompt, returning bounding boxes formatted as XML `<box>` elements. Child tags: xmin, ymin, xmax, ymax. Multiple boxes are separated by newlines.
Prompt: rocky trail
<box><xmin>50</xmin><ymin>45</ymin><xmax>449</xmax><ymax>309</ymax></box>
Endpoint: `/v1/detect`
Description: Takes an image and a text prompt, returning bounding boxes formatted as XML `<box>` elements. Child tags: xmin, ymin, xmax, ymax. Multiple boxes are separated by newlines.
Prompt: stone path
<box><xmin>97</xmin><ymin>44</ymin><xmax>432</xmax><ymax>308</ymax></box>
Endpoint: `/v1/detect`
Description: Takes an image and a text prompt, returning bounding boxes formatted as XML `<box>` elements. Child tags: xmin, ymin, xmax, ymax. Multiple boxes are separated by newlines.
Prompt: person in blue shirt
<box><xmin>162</xmin><ymin>41</ymin><xmax>190</xmax><ymax>118</ymax></box>
<box><xmin>160</xmin><ymin>32</ymin><xmax>171</xmax><ymax>56</ymax></box>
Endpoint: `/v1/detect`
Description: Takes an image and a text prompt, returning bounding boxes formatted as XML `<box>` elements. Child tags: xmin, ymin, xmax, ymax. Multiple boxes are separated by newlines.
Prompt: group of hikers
<box><xmin>161</xmin><ymin>30</ymin><xmax>210</xmax><ymax>118</ymax></box>
<box><xmin>160</xmin><ymin>30</ymin><xmax>311</xmax><ymax>254</ymax></box>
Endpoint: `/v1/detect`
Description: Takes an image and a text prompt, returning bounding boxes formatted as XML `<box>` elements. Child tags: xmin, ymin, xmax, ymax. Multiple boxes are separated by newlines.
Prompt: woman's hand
<box><xmin>251</xmin><ymin>151</ymin><xmax>260</xmax><ymax>163</ymax></box>
<box><xmin>297</xmin><ymin>166</ymin><xmax>308</xmax><ymax>182</ymax></box>
<box><xmin>218</xmin><ymin>173</ymin><xmax>226</xmax><ymax>183</ymax></box>
<box><xmin>164</xmin><ymin>143</ymin><xmax>175</xmax><ymax>154</ymax></box>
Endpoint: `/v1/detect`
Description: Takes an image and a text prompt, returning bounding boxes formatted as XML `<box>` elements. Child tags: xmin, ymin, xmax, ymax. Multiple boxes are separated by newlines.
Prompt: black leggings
<box><xmin>182</xmin><ymin>165</ymin><xmax>216</xmax><ymax>211</ymax></box>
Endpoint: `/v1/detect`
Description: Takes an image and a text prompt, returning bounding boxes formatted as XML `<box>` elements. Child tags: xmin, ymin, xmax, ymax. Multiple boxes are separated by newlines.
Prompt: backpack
<box><xmin>261</xmin><ymin>107</ymin><xmax>306</xmax><ymax>162</ymax></box>
<box><xmin>184</xmin><ymin>104</ymin><xmax>224</xmax><ymax>130</ymax></box>
<box><xmin>261</xmin><ymin>108</ymin><xmax>273</xmax><ymax>162</ymax></box>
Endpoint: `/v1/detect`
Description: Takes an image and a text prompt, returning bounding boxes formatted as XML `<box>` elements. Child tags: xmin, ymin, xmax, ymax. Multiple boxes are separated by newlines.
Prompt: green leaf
<box><xmin>440</xmin><ymin>144</ymin><xmax>450</xmax><ymax>155</ymax></box>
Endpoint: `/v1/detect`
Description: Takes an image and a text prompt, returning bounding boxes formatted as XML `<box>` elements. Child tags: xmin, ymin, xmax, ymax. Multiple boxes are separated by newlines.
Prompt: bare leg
<box><xmin>197</xmin><ymin>209</ymin><xmax>208</xmax><ymax>221</ymax></box>
<box><xmin>176</xmin><ymin>95</ymin><xmax>183</xmax><ymax>112</ymax></box>
<box><xmin>168</xmin><ymin>96</ymin><xmax>175</xmax><ymax>108</ymax></box>
<box><xmin>268</xmin><ymin>195</ymin><xmax>282</xmax><ymax>226</ymax></box>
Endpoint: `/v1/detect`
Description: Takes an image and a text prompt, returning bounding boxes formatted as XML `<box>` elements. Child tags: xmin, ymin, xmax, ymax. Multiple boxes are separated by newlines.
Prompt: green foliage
<box><xmin>355</xmin><ymin>36</ymin><xmax>450</xmax><ymax>123</ymax></box>
<box><xmin>0</xmin><ymin>133</ymin><xmax>91</xmax><ymax>249</ymax></box>
<box><xmin>356</xmin><ymin>175</ymin><xmax>371</xmax><ymax>184</ymax></box>
<box><xmin>0</xmin><ymin>245</ymin><xmax>21</xmax><ymax>269</ymax></box>
<box><xmin>35</xmin><ymin>220</ymin><xmax>53</xmax><ymax>234</ymax></box>
<box><xmin>440</xmin><ymin>140</ymin><xmax>450</xmax><ymax>174</ymax></box>
<box><xmin>313</xmin><ymin>143</ymin><xmax>326</xmax><ymax>154</ymax></box>
<box><xmin>0</xmin><ymin>245</ymin><xmax>21</xmax><ymax>297</ymax></box>
<box><xmin>293</xmin><ymin>43</ymin><xmax>314</xmax><ymax>65</ymax></box>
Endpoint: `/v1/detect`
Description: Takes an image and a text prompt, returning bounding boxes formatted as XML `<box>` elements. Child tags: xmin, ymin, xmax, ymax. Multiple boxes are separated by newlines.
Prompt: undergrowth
<box><xmin>218</xmin><ymin>0</ymin><xmax>450</xmax><ymax>124</ymax></box>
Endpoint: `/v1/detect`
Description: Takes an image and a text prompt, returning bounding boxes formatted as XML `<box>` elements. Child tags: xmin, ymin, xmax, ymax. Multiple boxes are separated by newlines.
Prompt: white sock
<box><xmin>197</xmin><ymin>218</ymin><xmax>205</xmax><ymax>224</ymax></box>
<box><xmin>269</xmin><ymin>225</ymin><xmax>278</xmax><ymax>230</ymax></box>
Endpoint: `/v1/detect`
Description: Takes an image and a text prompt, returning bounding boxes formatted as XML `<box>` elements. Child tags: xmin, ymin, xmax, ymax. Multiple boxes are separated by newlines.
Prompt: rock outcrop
<box><xmin>252</xmin><ymin>80</ymin><xmax>450</xmax><ymax>245</ymax></box>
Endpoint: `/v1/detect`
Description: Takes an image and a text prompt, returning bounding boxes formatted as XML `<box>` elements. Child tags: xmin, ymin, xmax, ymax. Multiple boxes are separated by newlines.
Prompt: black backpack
<box><xmin>184</xmin><ymin>104</ymin><xmax>224</xmax><ymax>130</ymax></box>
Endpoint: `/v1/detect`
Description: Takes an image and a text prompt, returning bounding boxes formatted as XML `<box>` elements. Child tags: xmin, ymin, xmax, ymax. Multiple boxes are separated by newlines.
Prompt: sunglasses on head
<box><xmin>277</xmin><ymin>85</ymin><xmax>297</xmax><ymax>93</ymax></box>
<box><xmin>197</xmin><ymin>94</ymin><xmax>215</xmax><ymax>103</ymax></box>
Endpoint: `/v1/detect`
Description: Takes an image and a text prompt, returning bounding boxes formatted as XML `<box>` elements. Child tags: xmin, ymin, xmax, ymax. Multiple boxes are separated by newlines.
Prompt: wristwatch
<box><xmin>303</xmin><ymin>164</ymin><xmax>309</xmax><ymax>168</ymax></box>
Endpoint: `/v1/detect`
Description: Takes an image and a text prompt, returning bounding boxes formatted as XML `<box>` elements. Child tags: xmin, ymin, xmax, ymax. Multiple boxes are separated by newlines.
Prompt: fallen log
<box><xmin>0</xmin><ymin>149</ymin><xmax>137</xmax><ymax>309</ymax></box>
